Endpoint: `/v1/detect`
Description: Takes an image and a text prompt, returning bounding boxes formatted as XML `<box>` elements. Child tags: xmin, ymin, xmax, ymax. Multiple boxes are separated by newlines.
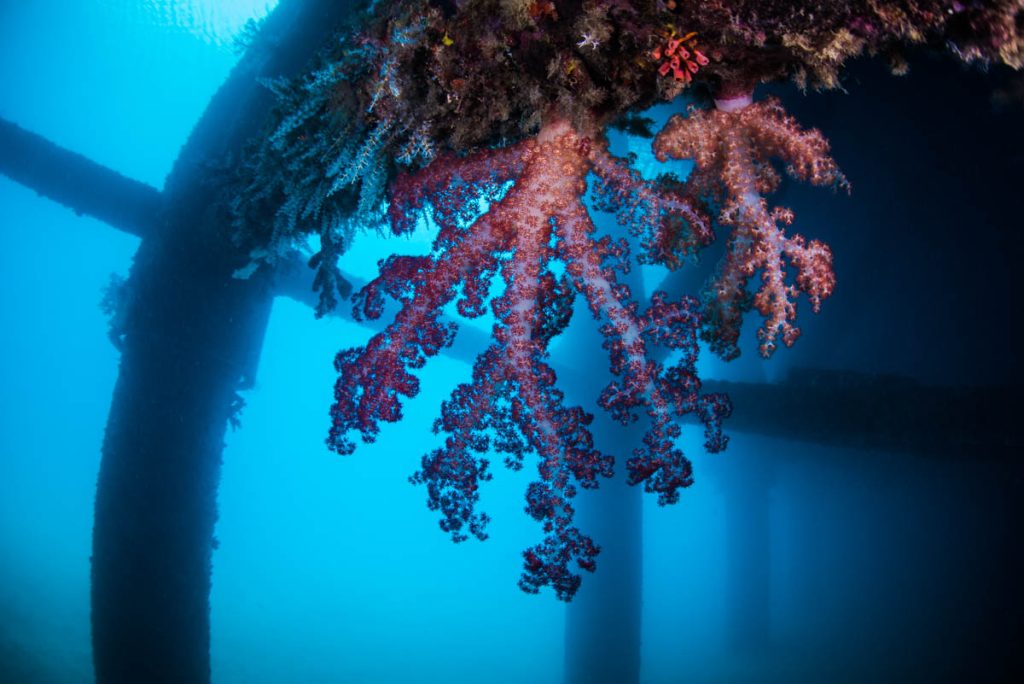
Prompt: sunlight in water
<box><xmin>111</xmin><ymin>0</ymin><xmax>279</xmax><ymax>47</ymax></box>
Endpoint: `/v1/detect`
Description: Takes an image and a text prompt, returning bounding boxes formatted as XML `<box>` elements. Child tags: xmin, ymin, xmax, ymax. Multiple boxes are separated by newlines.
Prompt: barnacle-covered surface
<box><xmin>233</xmin><ymin>0</ymin><xmax>1023</xmax><ymax>310</ymax></box>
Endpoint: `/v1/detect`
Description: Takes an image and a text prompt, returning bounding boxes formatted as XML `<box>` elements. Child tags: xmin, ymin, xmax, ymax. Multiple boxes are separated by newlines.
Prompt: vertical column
<box><xmin>91</xmin><ymin>232</ymin><xmax>273</xmax><ymax>684</ymax></box>
<box><xmin>722</xmin><ymin>453</ymin><xmax>774</xmax><ymax>653</ymax></box>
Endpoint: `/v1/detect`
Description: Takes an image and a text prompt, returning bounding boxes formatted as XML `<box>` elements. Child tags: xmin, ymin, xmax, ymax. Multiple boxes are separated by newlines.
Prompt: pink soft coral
<box><xmin>654</xmin><ymin>94</ymin><xmax>848</xmax><ymax>359</ymax></box>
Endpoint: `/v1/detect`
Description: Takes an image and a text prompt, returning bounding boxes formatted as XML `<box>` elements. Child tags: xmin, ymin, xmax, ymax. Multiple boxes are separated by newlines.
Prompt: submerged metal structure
<box><xmin>5</xmin><ymin>1</ymin><xmax>351</xmax><ymax>680</ymax></box>
<box><xmin>1</xmin><ymin>2</ymin><xmax>1021</xmax><ymax>683</ymax></box>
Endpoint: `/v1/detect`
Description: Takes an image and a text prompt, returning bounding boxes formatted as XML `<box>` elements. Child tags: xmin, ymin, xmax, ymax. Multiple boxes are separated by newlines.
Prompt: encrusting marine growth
<box><xmin>233</xmin><ymin>0</ymin><xmax>1024</xmax><ymax>599</ymax></box>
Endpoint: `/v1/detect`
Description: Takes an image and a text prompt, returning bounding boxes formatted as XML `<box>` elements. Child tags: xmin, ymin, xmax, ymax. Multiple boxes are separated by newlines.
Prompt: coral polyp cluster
<box><xmin>651</xmin><ymin>30</ymin><xmax>710</xmax><ymax>84</ymax></box>
<box><xmin>329</xmin><ymin>119</ymin><xmax>729</xmax><ymax>599</ymax></box>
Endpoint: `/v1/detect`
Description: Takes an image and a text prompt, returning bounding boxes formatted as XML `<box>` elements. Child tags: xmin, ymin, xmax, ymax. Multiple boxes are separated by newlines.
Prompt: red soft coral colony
<box><xmin>288</xmin><ymin>0</ymin><xmax>1024</xmax><ymax>600</ymax></box>
<box><xmin>330</xmin><ymin>118</ymin><xmax>729</xmax><ymax>600</ymax></box>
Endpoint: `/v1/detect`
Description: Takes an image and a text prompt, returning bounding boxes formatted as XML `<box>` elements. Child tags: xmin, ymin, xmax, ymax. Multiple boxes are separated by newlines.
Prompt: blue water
<box><xmin>1</xmin><ymin>2</ymin><xmax>1021</xmax><ymax>683</ymax></box>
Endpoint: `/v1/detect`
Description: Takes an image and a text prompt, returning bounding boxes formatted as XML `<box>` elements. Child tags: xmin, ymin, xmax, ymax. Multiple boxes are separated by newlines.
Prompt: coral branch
<box><xmin>329</xmin><ymin>118</ymin><xmax>721</xmax><ymax>600</ymax></box>
<box><xmin>654</xmin><ymin>95</ymin><xmax>847</xmax><ymax>359</ymax></box>
<box><xmin>559</xmin><ymin>208</ymin><xmax>730</xmax><ymax>505</ymax></box>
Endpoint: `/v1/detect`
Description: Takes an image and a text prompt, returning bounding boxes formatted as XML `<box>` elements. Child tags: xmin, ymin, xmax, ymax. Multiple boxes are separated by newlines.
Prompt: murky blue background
<box><xmin>1</xmin><ymin>2</ymin><xmax>1021</xmax><ymax>683</ymax></box>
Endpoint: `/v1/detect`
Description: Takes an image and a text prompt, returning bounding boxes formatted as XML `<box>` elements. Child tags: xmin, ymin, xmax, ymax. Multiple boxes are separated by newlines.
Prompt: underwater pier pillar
<box><xmin>558</xmin><ymin>283</ymin><xmax>644</xmax><ymax>684</ymax></box>
<box><xmin>89</xmin><ymin>1</ymin><xmax>354</xmax><ymax>682</ymax></box>
<box><xmin>563</xmin><ymin>450</ymin><xmax>643</xmax><ymax>684</ymax></box>
<box><xmin>721</xmin><ymin>451</ymin><xmax>775</xmax><ymax>653</ymax></box>
<box><xmin>91</xmin><ymin>233</ymin><xmax>273</xmax><ymax>684</ymax></box>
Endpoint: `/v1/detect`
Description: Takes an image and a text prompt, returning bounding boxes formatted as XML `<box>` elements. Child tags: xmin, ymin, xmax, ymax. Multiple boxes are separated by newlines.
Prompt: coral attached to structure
<box><xmin>228</xmin><ymin>0</ymin><xmax>1023</xmax><ymax>600</ymax></box>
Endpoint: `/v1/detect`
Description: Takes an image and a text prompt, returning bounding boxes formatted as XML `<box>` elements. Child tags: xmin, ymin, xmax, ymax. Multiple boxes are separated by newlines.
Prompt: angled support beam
<box><xmin>701</xmin><ymin>370</ymin><xmax>1020</xmax><ymax>461</ymax></box>
<box><xmin>0</xmin><ymin>117</ymin><xmax>160</xmax><ymax>238</ymax></box>
<box><xmin>0</xmin><ymin>114</ymin><xmax>491</xmax><ymax>367</ymax></box>
<box><xmin>0</xmin><ymin>117</ymin><xmax>487</xmax><ymax>369</ymax></box>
